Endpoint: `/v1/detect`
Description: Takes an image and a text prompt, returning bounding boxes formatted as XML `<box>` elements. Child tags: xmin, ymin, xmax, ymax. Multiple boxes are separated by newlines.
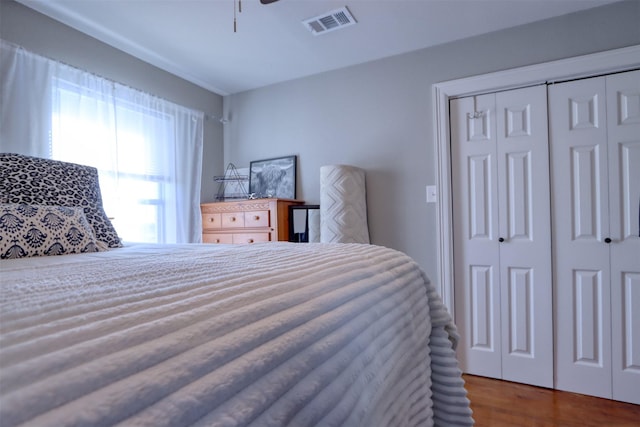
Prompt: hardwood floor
<box><xmin>463</xmin><ymin>374</ymin><xmax>640</xmax><ymax>427</ymax></box>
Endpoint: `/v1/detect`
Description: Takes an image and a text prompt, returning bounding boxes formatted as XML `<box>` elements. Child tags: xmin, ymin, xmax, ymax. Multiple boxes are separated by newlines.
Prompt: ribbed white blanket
<box><xmin>0</xmin><ymin>243</ymin><xmax>473</xmax><ymax>426</ymax></box>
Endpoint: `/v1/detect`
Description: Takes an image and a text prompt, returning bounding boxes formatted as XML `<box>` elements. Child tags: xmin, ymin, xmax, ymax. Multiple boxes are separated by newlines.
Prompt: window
<box><xmin>1</xmin><ymin>41</ymin><xmax>204</xmax><ymax>244</ymax></box>
<box><xmin>51</xmin><ymin>80</ymin><xmax>179</xmax><ymax>243</ymax></box>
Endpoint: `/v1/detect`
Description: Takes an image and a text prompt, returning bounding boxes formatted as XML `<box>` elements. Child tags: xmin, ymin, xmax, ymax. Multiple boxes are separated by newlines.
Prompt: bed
<box><xmin>0</xmin><ymin>153</ymin><xmax>474</xmax><ymax>426</ymax></box>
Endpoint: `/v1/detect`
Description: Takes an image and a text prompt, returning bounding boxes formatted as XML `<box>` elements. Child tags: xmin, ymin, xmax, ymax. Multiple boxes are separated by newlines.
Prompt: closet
<box><xmin>451</xmin><ymin>70</ymin><xmax>639</xmax><ymax>404</ymax></box>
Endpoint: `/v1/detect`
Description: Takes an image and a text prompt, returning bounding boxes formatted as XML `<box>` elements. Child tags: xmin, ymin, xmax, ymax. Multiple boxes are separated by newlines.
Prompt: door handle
<box><xmin>498</xmin><ymin>237</ymin><xmax>505</xmax><ymax>243</ymax></box>
<box><xmin>604</xmin><ymin>237</ymin><xmax>612</xmax><ymax>244</ymax></box>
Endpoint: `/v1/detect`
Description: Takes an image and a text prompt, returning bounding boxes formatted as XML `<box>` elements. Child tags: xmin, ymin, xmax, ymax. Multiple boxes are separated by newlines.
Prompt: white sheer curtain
<box><xmin>0</xmin><ymin>40</ymin><xmax>203</xmax><ymax>244</ymax></box>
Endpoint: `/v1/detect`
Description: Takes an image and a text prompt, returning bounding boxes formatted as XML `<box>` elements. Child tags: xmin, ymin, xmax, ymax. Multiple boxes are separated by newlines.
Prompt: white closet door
<box><xmin>607</xmin><ymin>70</ymin><xmax>640</xmax><ymax>405</ymax></box>
<box><xmin>496</xmin><ymin>87</ymin><xmax>552</xmax><ymax>387</ymax></box>
<box><xmin>452</xmin><ymin>85</ymin><xmax>552</xmax><ymax>387</ymax></box>
<box><xmin>452</xmin><ymin>93</ymin><xmax>502</xmax><ymax>379</ymax></box>
<box><xmin>550</xmin><ymin>76</ymin><xmax>612</xmax><ymax>399</ymax></box>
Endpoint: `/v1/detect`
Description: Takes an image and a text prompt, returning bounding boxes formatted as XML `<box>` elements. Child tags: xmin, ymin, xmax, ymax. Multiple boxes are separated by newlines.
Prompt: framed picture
<box><xmin>249</xmin><ymin>155</ymin><xmax>297</xmax><ymax>199</ymax></box>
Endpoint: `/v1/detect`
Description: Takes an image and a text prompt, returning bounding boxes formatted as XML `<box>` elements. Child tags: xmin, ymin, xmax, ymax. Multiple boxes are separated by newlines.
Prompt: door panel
<box><xmin>469</xmin><ymin>155</ymin><xmax>492</xmax><ymax>239</ymax></box>
<box><xmin>570</xmin><ymin>93</ymin><xmax>600</xmax><ymax>130</ymax></box>
<box><xmin>470</xmin><ymin>264</ymin><xmax>496</xmax><ymax>351</ymax></box>
<box><xmin>618</xmin><ymin>142</ymin><xmax>640</xmax><ymax>239</ymax></box>
<box><xmin>505</xmin><ymin>151</ymin><xmax>531</xmax><ymax>240</ymax></box>
<box><xmin>573</xmin><ymin>269</ymin><xmax>605</xmax><ymax>365</ymax></box>
<box><xmin>507</xmin><ymin>267</ymin><xmax>533</xmax><ymax>356</ymax></box>
<box><xmin>571</xmin><ymin>146</ymin><xmax>604</xmax><ymax>240</ymax></box>
<box><xmin>550</xmin><ymin>76</ymin><xmax>613</xmax><ymax>399</ymax></box>
<box><xmin>621</xmin><ymin>273</ymin><xmax>640</xmax><ymax>367</ymax></box>
<box><xmin>497</xmin><ymin>86</ymin><xmax>552</xmax><ymax>387</ymax></box>
<box><xmin>606</xmin><ymin>70</ymin><xmax>640</xmax><ymax>405</ymax></box>
<box><xmin>452</xmin><ymin>94</ymin><xmax>502</xmax><ymax>379</ymax></box>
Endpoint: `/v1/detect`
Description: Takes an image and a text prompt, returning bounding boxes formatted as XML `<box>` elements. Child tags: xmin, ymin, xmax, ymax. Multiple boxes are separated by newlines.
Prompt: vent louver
<box><xmin>302</xmin><ymin>6</ymin><xmax>356</xmax><ymax>35</ymax></box>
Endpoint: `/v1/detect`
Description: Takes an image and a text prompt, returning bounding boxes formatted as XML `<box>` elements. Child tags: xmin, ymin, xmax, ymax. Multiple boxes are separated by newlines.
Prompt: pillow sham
<box><xmin>0</xmin><ymin>153</ymin><xmax>122</xmax><ymax>248</ymax></box>
<box><xmin>0</xmin><ymin>204</ymin><xmax>104</xmax><ymax>259</ymax></box>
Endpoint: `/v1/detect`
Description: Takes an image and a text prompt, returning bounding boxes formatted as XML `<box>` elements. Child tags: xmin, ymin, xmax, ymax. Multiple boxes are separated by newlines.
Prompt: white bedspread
<box><xmin>0</xmin><ymin>243</ymin><xmax>473</xmax><ymax>426</ymax></box>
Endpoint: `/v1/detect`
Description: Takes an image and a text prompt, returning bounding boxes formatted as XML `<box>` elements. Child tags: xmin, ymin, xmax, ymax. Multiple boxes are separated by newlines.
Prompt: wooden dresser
<box><xmin>201</xmin><ymin>198</ymin><xmax>304</xmax><ymax>244</ymax></box>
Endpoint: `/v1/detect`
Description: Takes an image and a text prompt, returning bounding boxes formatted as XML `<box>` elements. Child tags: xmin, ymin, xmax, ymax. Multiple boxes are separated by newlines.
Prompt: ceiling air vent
<box><xmin>302</xmin><ymin>6</ymin><xmax>357</xmax><ymax>36</ymax></box>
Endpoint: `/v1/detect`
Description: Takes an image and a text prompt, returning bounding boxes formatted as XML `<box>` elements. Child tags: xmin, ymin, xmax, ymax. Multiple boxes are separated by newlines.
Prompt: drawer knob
<box><xmin>248</xmin><ymin>238</ymin><xmax>254</xmax><ymax>243</ymax></box>
<box><xmin>253</xmin><ymin>215</ymin><xmax>260</xmax><ymax>220</ymax></box>
<box><xmin>215</xmin><ymin>239</ymin><xmax>220</xmax><ymax>243</ymax></box>
<box><xmin>209</xmin><ymin>218</ymin><xmax>215</xmax><ymax>222</ymax></box>
<box><xmin>231</xmin><ymin>217</ymin><xmax>236</xmax><ymax>222</ymax></box>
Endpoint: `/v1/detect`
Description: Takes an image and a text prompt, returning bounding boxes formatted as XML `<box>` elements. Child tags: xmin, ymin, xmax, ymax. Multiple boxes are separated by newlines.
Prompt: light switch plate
<box><xmin>426</xmin><ymin>185</ymin><xmax>437</xmax><ymax>203</ymax></box>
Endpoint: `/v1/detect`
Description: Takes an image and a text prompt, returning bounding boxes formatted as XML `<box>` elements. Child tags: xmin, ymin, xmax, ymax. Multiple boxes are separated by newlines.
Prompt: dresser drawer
<box><xmin>203</xmin><ymin>233</ymin><xmax>233</xmax><ymax>244</ymax></box>
<box><xmin>202</xmin><ymin>213</ymin><xmax>222</xmax><ymax>229</ymax></box>
<box><xmin>244</xmin><ymin>210</ymin><xmax>270</xmax><ymax>228</ymax></box>
<box><xmin>221</xmin><ymin>212</ymin><xmax>245</xmax><ymax>228</ymax></box>
<box><xmin>232</xmin><ymin>232</ymin><xmax>270</xmax><ymax>244</ymax></box>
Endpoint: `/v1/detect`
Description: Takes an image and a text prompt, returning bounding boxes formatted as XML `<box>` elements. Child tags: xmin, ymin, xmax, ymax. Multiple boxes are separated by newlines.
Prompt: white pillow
<box><xmin>0</xmin><ymin>204</ymin><xmax>105</xmax><ymax>259</ymax></box>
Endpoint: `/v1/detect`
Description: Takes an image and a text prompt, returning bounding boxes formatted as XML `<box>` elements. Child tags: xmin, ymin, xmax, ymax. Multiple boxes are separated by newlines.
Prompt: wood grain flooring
<box><xmin>463</xmin><ymin>374</ymin><xmax>640</xmax><ymax>427</ymax></box>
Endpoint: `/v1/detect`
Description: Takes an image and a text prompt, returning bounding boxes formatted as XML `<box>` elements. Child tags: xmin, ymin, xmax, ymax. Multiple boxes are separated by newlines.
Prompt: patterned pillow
<box><xmin>0</xmin><ymin>204</ymin><xmax>104</xmax><ymax>259</ymax></box>
<box><xmin>0</xmin><ymin>153</ymin><xmax>122</xmax><ymax>248</ymax></box>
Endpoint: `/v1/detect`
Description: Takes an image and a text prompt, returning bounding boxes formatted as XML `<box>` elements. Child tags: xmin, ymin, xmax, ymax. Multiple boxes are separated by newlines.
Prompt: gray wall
<box><xmin>2</xmin><ymin>0</ymin><xmax>639</xmax><ymax>284</ymax></box>
<box><xmin>0</xmin><ymin>0</ymin><xmax>225</xmax><ymax>203</ymax></box>
<box><xmin>223</xmin><ymin>0</ymin><xmax>640</xmax><ymax>283</ymax></box>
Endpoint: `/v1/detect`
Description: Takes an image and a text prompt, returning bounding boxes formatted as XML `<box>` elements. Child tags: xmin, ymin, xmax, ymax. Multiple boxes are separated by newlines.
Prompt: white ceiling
<box><xmin>17</xmin><ymin>0</ymin><xmax>617</xmax><ymax>95</ymax></box>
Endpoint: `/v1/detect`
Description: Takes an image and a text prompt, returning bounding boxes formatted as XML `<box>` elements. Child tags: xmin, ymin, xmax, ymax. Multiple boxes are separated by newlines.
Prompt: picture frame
<box><xmin>249</xmin><ymin>155</ymin><xmax>297</xmax><ymax>199</ymax></box>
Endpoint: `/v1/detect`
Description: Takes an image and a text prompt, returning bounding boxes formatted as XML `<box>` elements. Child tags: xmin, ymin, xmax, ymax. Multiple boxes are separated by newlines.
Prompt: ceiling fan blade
<box><xmin>260</xmin><ymin>0</ymin><xmax>280</xmax><ymax>4</ymax></box>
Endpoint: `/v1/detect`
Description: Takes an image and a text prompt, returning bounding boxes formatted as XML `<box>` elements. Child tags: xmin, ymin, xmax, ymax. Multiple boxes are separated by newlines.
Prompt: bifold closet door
<box><xmin>451</xmin><ymin>85</ymin><xmax>553</xmax><ymax>388</ymax></box>
<box><xmin>607</xmin><ymin>71</ymin><xmax>640</xmax><ymax>405</ymax></box>
<box><xmin>549</xmin><ymin>69</ymin><xmax>640</xmax><ymax>404</ymax></box>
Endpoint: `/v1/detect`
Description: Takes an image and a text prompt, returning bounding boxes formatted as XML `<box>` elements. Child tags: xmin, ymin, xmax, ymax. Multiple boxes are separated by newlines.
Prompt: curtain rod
<box><xmin>205</xmin><ymin>114</ymin><xmax>229</xmax><ymax>124</ymax></box>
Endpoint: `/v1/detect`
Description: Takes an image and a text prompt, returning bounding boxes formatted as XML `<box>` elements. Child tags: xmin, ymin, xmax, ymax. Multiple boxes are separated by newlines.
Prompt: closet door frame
<box><xmin>432</xmin><ymin>44</ymin><xmax>640</xmax><ymax>318</ymax></box>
